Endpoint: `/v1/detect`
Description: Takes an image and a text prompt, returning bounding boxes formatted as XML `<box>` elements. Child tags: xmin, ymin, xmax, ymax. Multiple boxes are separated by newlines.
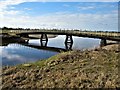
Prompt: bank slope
<box><xmin>2</xmin><ymin>44</ymin><xmax>120</xmax><ymax>89</ymax></box>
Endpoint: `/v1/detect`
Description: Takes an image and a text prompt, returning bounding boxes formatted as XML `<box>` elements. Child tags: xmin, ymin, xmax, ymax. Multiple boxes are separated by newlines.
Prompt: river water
<box><xmin>0</xmin><ymin>35</ymin><xmax>100</xmax><ymax>66</ymax></box>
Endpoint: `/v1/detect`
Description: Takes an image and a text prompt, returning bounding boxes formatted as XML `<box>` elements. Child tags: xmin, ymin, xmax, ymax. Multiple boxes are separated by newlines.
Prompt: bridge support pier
<box><xmin>100</xmin><ymin>39</ymin><xmax>107</xmax><ymax>47</ymax></box>
<box><xmin>65</xmin><ymin>35</ymin><xmax>73</xmax><ymax>43</ymax></box>
<box><xmin>40</xmin><ymin>34</ymin><xmax>48</xmax><ymax>41</ymax></box>
<box><xmin>65</xmin><ymin>35</ymin><xmax>73</xmax><ymax>50</ymax></box>
<box><xmin>65</xmin><ymin>42</ymin><xmax>73</xmax><ymax>50</ymax></box>
<box><xmin>40</xmin><ymin>40</ymin><xmax>48</xmax><ymax>47</ymax></box>
<box><xmin>40</xmin><ymin>34</ymin><xmax>48</xmax><ymax>47</ymax></box>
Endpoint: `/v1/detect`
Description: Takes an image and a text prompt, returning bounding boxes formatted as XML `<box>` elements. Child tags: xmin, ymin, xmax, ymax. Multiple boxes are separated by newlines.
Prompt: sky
<box><xmin>0</xmin><ymin>0</ymin><xmax>119</xmax><ymax>31</ymax></box>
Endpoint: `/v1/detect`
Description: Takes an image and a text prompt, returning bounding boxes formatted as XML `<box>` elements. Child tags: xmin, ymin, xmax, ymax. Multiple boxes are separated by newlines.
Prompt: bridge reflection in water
<box><xmin>19</xmin><ymin>32</ymin><xmax>118</xmax><ymax>49</ymax></box>
<box><xmin>24</xmin><ymin>39</ymin><xmax>73</xmax><ymax>52</ymax></box>
<box><xmin>22</xmin><ymin>36</ymin><xmax>113</xmax><ymax>52</ymax></box>
<box><xmin>1</xmin><ymin>34</ymin><xmax>117</xmax><ymax>52</ymax></box>
<box><xmin>19</xmin><ymin>34</ymin><xmax>74</xmax><ymax>51</ymax></box>
<box><xmin>1</xmin><ymin>36</ymin><xmax>73</xmax><ymax>52</ymax></box>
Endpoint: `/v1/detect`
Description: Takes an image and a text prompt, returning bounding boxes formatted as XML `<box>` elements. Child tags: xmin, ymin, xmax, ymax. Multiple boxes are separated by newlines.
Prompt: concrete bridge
<box><xmin>2</xmin><ymin>29</ymin><xmax>120</xmax><ymax>46</ymax></box>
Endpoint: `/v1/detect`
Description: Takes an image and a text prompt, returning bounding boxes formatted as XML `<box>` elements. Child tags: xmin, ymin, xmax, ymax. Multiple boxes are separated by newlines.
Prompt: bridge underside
<box><xmin>19</xmin><ymin>33</ymin><xmax>112</xmax><ymax>49</ymax></box>
<box><xmin>17</xmin><ymin>31</ymin><xmax>120</xmax><ymax>42</ymax></box>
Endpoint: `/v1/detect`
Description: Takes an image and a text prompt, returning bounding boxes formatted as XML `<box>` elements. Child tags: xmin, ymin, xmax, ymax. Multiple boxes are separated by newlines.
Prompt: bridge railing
<box><xmin>1</xmin><ymin>29</ymin><xmax>120</xmax><ymax>38</ymax></box>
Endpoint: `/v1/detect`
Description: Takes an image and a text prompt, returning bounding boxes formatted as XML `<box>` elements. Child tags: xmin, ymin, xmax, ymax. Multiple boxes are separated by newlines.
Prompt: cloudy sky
<box><xmin>0</xmin><ymin>0</ymin><xmax>119</xmax><ymax>31</ymax></box>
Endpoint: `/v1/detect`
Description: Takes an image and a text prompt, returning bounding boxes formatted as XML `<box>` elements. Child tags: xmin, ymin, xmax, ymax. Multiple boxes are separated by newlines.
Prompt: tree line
<box><xmin>0</xmin><ymin>26</ymin><xmax>119</xmax><ymax>33</ymax></box>
<box><xmin>1</xmin><ymin>27</ymin><xmax>31</xmax><ymax>30</ymax></box>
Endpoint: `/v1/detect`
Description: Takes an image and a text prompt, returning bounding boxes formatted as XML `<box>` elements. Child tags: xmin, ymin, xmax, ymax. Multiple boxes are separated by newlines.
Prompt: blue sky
<box><xmin>9</xmin><ymin>2</ymin><xmax>117</xmax><ymax>15</ymax></box>
<box><xmin>0</xmin><ymin>0</ymin><xmax>118</xmax><ymax>31</ymax></box>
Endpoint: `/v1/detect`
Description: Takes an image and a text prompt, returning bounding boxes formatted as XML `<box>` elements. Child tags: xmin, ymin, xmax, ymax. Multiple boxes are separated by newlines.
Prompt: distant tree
<box><xmin>2</xmin><ymin>27</ymin><xmax>8</xmax><ymax>30</ymax></box>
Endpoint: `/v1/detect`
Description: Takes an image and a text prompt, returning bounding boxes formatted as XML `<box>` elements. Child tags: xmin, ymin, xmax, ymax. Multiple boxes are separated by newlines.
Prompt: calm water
<box><xmin>0</xmin><ymin>35</ymin><xmax>100</xmax><ymax>66</ymax></box>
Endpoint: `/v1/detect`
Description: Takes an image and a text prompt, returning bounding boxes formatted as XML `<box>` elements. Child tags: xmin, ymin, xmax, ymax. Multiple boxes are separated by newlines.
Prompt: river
<box><xmin>0</xmin><ymin>35</ymin><xmax>101</xmax><ymax>66</ymax></box>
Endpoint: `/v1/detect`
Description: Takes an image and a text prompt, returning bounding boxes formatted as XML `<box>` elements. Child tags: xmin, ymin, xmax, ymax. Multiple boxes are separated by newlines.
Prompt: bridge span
<box><xmin>2</xmin><ymin>29</ymin><xmax>120</xmax><ymax>46</ymax></box>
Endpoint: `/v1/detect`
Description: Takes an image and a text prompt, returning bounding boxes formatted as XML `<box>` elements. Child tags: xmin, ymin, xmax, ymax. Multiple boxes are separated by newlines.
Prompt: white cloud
<box><xmin>2</xmin><ymin>10</ymin><xmax>20</xmax><ymax>16</ymax></box>
<box><xmin>78</xmin><ymin>6</ymin><xmax>95</xmax><ymax>10</ymax></box>
<box><xmin>0</xmin><ymin>0</ymin><xmax>119</xmax><ymax>11</ymax></box>
<box><xmin>0</xmin><ymin>11</ymin><xmax>117</xmax><ymax>31</ymax></box>
<box><xmin>63</xmin><ymin>4</ymin><xmax>70</xmax><ymax>7</ymax></box>
<box><xmin>24</xmin><ymin>8</ymin><xmax>32</xmax><ymax>10</ymax></box>
<box><xmin>112</xmin><ymin>10</ymin><xmax>118</xmax><ymax>13</ymax></box>
<box><xmin>0</xmin><ymin>0</ymin><xmax>41</xmax><ymax>10</ymax></box>
<box><xmin>0</xmin><ymin>0</ymin><xmax>118</xmax><ymax>31</ymax></box>
<box><xmin>0</xmin><ymin>0</ymin><xmax>43</xmax><ymax>17</ymax></box>
<box><xmin>0</xmin><ymin>49</ymin><xmax>27</xmax><ymax>62</ymax></box>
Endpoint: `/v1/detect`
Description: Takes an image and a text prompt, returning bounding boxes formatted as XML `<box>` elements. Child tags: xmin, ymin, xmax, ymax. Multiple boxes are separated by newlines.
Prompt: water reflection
<box><xmin>21</xmin><ymin>44</ymin><xmax>67</xmax><ymax>52</ymax></box>
<box><xmin>1</xmin><ymin>43</ymin><xmax>58</xmax><ymax>66</ymax></box>
<box><xmin>1</xmin><ymin>35</ymin><xmax>101</xmax><ymax>66</ymax></box>
<box><xmin>65</xmin><ymin>42</ymin><xmax>73</xmax><ymax>50</ymax></box>
<box><xmin>40</xmin><ymin>40</ymin><xmax>48</xmax><ymax>47</ymax></box>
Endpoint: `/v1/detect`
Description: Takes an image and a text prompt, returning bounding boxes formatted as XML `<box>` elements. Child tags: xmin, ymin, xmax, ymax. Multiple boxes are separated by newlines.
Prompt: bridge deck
<box><xmin>1</xmin><ymin>29</ymin><xmax>120</xmax><ymax>41</ymax></box>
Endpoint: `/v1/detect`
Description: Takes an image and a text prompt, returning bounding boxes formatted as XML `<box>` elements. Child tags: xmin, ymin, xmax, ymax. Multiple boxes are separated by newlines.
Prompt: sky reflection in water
<box><xmin>1</xmin><ymin>35</ymin><xmax>100</xmax><ymax>66</ymax></box>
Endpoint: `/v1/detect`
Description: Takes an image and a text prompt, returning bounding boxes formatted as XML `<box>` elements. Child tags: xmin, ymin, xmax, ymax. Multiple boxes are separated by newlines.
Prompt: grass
<box><xmin>2</xmin><ymin>44</ymin><xmax>120</xmax><ymax>88</ymax></box>
<box><xmin>16</xmin><ymin>51</ymin><xmax>70</xmax><ymax>69</ymax></box>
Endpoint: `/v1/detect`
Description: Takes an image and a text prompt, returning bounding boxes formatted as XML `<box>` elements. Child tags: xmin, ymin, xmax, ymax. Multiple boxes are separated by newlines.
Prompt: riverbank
<box><xmin>2</xmin><ymin>44</ymin><xmax>120</xmax><ymax>89</ymax></box>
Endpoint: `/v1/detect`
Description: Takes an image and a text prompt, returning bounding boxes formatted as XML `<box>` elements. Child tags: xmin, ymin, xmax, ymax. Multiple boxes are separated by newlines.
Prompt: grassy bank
<box><xmin>2</xmin><ymin>44</ymin><xmax>120</xmax><ymax>89</ymax></box>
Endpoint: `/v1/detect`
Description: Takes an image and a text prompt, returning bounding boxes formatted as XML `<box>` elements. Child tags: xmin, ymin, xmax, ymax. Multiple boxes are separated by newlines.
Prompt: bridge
<box><xmin>1</xmin><ymin>29</ymin><xmax>120</xmax><ymax>46</ymax></box>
